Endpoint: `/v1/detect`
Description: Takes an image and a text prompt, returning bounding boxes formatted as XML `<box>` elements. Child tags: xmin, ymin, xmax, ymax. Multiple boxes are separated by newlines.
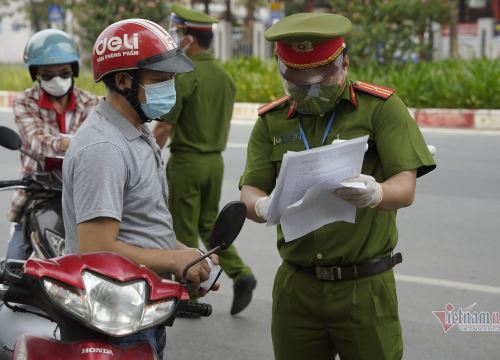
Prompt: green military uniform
<box><xmin>164</xmin><ymin>6</ymin><xmax>253</xmax><ymax>283</ymax></box>
<box><xmin>239</xmin><ymin>12</ymin><xmax>436</xmax><ymax>360</ymax></box>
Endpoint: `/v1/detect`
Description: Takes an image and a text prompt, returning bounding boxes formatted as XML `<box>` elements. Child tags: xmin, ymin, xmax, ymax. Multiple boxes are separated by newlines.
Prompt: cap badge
<box><xmin>291</xmin><ymin>40</ymin><xmax>313</xmax><ymax>53</ymax></box>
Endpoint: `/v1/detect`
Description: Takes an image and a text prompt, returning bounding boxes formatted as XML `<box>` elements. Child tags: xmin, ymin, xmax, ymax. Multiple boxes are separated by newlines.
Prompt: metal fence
<box><xmin>213</xmin><ymin>21</ymin><xmax>273</xmax><ymax>61</ymax></box>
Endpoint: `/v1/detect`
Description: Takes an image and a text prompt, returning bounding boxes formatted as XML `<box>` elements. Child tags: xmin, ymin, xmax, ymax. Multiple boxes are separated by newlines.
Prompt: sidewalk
<box><xmin>2</xmin><ymin>90</ymin><xmax>500</xmax><ymax>130</ymax></box>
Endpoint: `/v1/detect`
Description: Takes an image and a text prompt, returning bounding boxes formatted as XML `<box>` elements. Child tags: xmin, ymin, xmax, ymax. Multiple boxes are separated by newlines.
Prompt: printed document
<box><xmin>267</xmin><ymin>135</ymin><xmax>368</xmax><ymax>242</ymax></box>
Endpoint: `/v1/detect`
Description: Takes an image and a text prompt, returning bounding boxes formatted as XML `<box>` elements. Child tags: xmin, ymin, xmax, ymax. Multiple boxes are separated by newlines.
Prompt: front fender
<box><xmin>14</xmin><ymin>335</ymin><xmax>156</xmax><ymax>360</ymax></box>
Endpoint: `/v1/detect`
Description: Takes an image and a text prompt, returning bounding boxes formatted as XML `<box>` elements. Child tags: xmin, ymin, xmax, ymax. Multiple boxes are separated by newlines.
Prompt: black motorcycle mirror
<box><xmin>0</xmin><ymin>126</ymin><xmax>22</xmax><ymax>151</ymax></box>
<box><xmin>182</xmin><ymin>201</ymin><xmax>247</xmax><ymax>280</ymax></box>
<box><xmin>0</xmin><ymin>126</ymin><xmax>44</xmax><ymax>169</ymax></box>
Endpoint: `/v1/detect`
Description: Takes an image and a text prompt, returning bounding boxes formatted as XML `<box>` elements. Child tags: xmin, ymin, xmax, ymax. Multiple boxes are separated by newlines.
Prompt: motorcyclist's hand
<box><xmin>335</xmin><ymin>174</ymin><xmax>383</xmax><ymax>208</ymax></box>
<box><xmin>197</xmin><ymin>253</ymin><xmax>220</xmax><ymax>296</ymax></box>
<box><xmin>173</xmin><ymin>249</ymin><xmax>211</xmax><ymax>291</ymax></box>
<box><xmin>255</xmin><ymin>194</ymin><xmax>273</xmax><ymax>221</ymax></box>
<box><xmin>60</xmin><ymin>136</ymin><xmax>71</xmax><ymax>152</ymax></box>
<box><xmin>198</xmin><ymin>280</ymin><xmax>220</xmax><ymax>297</ymax></box>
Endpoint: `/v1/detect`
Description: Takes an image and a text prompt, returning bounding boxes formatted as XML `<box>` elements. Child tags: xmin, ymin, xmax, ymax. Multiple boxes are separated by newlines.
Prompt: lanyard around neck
<box><xmin>297</xmin><ymin>112</ymin><xmax>336</xmax><ymax>150</ymax></box>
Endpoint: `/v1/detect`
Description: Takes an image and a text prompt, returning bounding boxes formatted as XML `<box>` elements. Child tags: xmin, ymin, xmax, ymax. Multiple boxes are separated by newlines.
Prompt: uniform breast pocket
<box><xmin>271</xmin><ymin>142</ymin><xmax>304</xmax><ymax>176</ymax></box>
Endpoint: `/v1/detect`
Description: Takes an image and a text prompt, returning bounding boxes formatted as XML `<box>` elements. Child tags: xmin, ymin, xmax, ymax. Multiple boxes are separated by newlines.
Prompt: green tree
<box><xmin>331</xmin><ymin>0</ymin><xmax>450</xmax><ymax>65</ymax></box>
<box><xmin>72</xmin><ymin>0</ymin><xmax>169</xmax><ymax>55</ymax></box>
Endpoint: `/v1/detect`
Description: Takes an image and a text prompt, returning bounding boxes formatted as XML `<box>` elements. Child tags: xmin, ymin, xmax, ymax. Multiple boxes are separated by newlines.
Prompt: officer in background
<box><xmin>153</xmin><ymin>4</ymin><xmax>257</xmax><ymax>316</ymax></box>
<box><xmin>239</xmin><ymin>13</ymin><xmax>436</xmax><ymax>360</ymax></box>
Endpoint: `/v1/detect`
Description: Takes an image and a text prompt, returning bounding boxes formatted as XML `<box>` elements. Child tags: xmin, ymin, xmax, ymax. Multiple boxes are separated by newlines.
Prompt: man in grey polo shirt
<box><xmin>62</xmin><ymin>20</ymin><xmax>216</xmax><ymax>359</ymax></box>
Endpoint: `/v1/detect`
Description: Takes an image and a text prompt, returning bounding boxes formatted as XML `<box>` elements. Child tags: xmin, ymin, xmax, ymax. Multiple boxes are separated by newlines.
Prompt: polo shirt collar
<box><xmin>96</xmin><ymin>100</ymin><xmax>146</xmax><ymax>141</ymax></box>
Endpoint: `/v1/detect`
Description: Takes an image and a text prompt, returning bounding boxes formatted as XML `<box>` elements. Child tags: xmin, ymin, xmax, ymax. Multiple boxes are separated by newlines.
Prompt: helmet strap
<box><xmin>114</xmin><ymin>72</ymin><xmax>151</xmax><ymax>124</ymax></box>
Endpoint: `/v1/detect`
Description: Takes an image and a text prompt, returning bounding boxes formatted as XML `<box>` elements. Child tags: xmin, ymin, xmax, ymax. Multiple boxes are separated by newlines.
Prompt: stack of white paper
<box><xmin>267</xmin><ymin>135</ymin><xmax>368</xmax><ymax>242</ymax></box>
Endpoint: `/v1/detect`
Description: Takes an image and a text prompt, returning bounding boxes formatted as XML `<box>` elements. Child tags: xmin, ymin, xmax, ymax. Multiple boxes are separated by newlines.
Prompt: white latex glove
<box><xmin>335</xmin><ymin>174</ymin><xmax>383</xmax><ymax>208</ymax></box>
<box><xmin>255</xmin><ymin>194</ymin><xmax>273</xmax><ymax>221</ymax></box>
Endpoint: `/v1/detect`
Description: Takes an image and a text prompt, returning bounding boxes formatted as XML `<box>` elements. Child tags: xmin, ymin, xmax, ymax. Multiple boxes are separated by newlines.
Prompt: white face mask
<box><xmin>40</xmin><ymin>77</ymin><xmax>72</xmax><ymax>97</ymax></box>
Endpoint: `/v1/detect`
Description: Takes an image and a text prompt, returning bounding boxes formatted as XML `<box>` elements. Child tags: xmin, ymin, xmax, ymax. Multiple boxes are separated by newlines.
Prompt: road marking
<box><xmin>396</xmin><ymin>274</ymin><xmax>500</xmax><ymax>295</ymax></box>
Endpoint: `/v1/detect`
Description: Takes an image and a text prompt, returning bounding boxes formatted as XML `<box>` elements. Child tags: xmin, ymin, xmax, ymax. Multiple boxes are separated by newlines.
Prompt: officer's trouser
<box><xmin>167</xmin><ymin>152</ymin><xmax>252</xmax><ymax>281</ymax></box>
<box><xmin>272</xmin><ymin>263</ymin><xmax>403</xmax><ymax>360</ymax></box>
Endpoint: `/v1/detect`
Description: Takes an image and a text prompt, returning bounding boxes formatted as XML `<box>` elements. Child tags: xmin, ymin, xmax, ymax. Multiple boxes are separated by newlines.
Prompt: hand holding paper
<box><xmin>265</xmin><ymin>135</ymin><xmax>370</xmax><ymax>242</ymax></box>
<box><xmin>255</xmin><ymin>194</ymin><xmax>273</xmax><ymax>221</ymax></box>
<box><xmin>336</xmin><ymin>174</ymin><xmax>383</xmax><ymax>208</ymax></box>
<box><xmin>199</xmin><ymin>255</ymin><xmax>222</xmax><ymax>291</ymax></box>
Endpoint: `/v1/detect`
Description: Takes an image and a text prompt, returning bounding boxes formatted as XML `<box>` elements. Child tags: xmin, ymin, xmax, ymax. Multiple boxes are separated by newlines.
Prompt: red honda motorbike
<box><xmin>0</xmin><ymin>201</ymin><xmax>247</xmax><ymax>360</ymax></box>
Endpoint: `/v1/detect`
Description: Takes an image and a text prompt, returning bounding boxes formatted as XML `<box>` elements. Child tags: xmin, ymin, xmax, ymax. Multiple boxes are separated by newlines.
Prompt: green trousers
<box><xmin>272</xmin><ymin>263</ymin><xmax>403</xmax><ymax>360</ymax></box>
<box><xmin>167</xmin><ymin>152</ymin><xmax>252</xmax><ymax>281</ymax></box>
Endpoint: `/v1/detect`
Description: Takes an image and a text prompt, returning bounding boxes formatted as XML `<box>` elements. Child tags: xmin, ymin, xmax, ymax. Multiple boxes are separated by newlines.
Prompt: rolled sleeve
<box><xmin>373</xmin><ymin>95</ymin><xmax>436</xmax><ymax>179</ymax></box>
<box><xmin>69</xmin><ymin>142</ymin><xmax>128</xmax><ymax>224</ymax></box>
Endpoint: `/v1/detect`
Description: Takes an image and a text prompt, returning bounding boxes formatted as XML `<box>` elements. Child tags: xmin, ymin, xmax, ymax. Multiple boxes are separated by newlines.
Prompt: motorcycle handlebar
<box><xmin>0</xmin><ymin>180</ymin><xmax>30</xmax><ymax>188</ymax></box>
<box><xmin>181</xmin><ymin>302</ymin><xmax>212</xmax><ymax>317</ymax></box>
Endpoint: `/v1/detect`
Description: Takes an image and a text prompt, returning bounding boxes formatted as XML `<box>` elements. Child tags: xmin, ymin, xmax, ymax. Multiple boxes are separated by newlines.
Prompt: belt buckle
<box><xmin>315</xmin><ymin>265</ymin><xmax>342</xmax><ymax>281</ymax></box>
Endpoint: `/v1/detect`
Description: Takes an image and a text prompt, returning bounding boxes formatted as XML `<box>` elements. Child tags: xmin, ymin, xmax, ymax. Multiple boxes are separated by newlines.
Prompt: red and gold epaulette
<box><xmin>258</xmin><ymin>95</ymin><xmax>291</xmax><ymax>117</ymax></box>
<box><xmin>352</xmin><ymin>81</ymin><xmax>395</xmax><ymax>99</ymax></box>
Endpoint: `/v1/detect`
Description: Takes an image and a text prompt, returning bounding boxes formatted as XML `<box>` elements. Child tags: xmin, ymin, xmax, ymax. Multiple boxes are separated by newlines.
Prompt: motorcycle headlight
<box><xmin>43</xmin><ymin>271</ymin><xmax>176</xmax><ymax>336</ymax></box>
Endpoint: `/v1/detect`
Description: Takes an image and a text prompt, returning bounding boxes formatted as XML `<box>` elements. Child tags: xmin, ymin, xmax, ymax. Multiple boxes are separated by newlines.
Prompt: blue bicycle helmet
<box><xmin>24</xmin><ymin>29</ymin><xmax>80</xmax><ymax>81</ymax></box>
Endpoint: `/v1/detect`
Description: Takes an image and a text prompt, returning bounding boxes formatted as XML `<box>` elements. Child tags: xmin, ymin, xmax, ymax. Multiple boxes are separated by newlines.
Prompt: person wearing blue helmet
<box><xmin>5</xmin><ymin>29</ymin><xmax>98</xmax><ymax>260</ymax></box>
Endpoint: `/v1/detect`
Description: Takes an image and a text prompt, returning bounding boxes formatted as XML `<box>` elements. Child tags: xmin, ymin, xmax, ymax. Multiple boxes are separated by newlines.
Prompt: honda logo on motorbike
<box><xmin>81</xmin><ymin>347</ymin><xmax>114</xmax><ymax>356</ymax></box>
<box><xmin>95</xmin><ymin>33</ymin><xmax>139</xmax><ymax>62</ymax></box>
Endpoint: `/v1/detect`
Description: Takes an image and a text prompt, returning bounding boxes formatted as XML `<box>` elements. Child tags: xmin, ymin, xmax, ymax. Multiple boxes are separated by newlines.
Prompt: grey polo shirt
<box><xmin>62</xmin><ymin>100</ymin><xmax>177</xmax><ymax>254</ymax></box>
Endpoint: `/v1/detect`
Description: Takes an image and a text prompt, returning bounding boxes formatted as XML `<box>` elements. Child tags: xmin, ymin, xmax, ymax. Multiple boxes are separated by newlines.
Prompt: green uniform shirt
<box><xmin>163</xmin><ymin>53</ymin><xmax>236</xmax><ymax>153</ymax></box>
<box><xmin>239</xmin><ymin>80</ymin><xmax>436</xmax><ymax>267</ymax></box>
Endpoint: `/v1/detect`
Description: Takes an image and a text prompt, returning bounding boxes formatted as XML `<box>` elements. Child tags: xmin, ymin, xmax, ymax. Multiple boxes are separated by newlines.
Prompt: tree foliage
<box><xmin>71</xmin><ymin>0</ymin><xmax>169</xmax><ymax>55</ymax></box>
<box><xmin>283</xmin><ymin>0</ymin><xmax>451</xmax><ymax>65</ymax></box>
<box><xmin>331</xmin><ymin>0</ymin><xmax>450</xmax><ymax>66</ymax></box>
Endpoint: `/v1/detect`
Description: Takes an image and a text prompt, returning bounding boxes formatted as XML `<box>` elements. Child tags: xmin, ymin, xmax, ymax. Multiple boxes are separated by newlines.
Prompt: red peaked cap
<box><xmin>265</xmin><ymin>13</ymin><xmax>352</xmax><ymax>85</ymax></box>
<box><xmin>276</xmin><ymin>37</ymin><xmax>345</xmax><ymax>70</ymax></box>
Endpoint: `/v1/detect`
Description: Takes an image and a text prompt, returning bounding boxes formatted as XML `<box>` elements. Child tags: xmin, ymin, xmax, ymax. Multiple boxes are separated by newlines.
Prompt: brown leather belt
<box><xmin>285</xmin><ymin>252</ymin><xmax>403</xmax><ymax>281</ymax></box>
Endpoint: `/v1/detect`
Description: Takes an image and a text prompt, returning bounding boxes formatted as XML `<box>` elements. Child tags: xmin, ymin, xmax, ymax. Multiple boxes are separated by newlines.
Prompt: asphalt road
<box><xmin>1</xmin><ymin>111</ymin><xmax>499</xmax><ymax>359</ymax></box>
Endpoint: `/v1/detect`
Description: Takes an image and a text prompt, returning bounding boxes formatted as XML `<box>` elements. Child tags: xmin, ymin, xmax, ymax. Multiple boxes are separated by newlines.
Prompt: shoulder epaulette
<box><xmin>258</xmin><ymin>95</ymin><xmax>291</xmax><ymax>117</ymax></box>
<box><xmin>352</xmin><ymin>81</ymin><xmax>395</xmax><ymax>99</ymax></box>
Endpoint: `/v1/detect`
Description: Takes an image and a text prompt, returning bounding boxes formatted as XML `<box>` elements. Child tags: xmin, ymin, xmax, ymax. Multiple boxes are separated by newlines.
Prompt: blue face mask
<box><xmin>140</xmin><ymin>79</ymin><xmax>176</xmax><ymax>120</ymax></box>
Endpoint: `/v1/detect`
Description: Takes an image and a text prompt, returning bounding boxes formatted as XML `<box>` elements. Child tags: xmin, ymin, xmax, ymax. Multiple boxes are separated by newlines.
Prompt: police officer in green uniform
<box><xmin>153</xmin><ymin>4</ymin><xmax>256</xmax><ymax>316</ymax></box>
<box><xmin>239</xmin><ymin>13</ymin><xmax>436</xmax><ymax>360</ymax></box>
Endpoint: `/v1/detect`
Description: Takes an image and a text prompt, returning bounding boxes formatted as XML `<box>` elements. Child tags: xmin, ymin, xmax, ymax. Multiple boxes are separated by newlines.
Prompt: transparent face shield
<box><xmin>168</xmin><ymin>14</ymin><xmax>186</xmax><ymax>46</ymax></box>
<box><xmin>280</xmin><ymin>54</ymin><xmax>347</xmax><ymax>115</ymax></box>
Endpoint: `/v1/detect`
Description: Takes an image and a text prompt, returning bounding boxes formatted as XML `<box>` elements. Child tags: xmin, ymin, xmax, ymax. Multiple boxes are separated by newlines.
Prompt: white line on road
<box><xmin>396</xmin><ymin>274</ymin><xmax>500</xmax><ymax>295</ymax></box>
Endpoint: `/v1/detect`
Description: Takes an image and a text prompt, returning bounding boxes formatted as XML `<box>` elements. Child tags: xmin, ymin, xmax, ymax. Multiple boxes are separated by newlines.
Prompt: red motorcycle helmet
<box><xmin>92</xmin><ymin>18</ymin><xmax>193</xmax><ymax>82</ymax></box>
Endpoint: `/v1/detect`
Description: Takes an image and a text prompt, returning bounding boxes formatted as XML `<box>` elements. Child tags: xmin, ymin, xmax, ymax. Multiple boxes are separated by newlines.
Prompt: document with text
<box><xmin>267</xmin><ymin>135</ymin><xmax>368</xmax><ymax>242</ymax></box>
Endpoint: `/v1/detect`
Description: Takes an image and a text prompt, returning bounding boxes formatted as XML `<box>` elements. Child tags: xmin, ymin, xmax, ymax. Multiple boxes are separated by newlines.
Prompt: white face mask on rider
<box><xmin>40</xmin><ymin>76</ymin><xmax>73</xmax><ymax>97</ymax></box>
